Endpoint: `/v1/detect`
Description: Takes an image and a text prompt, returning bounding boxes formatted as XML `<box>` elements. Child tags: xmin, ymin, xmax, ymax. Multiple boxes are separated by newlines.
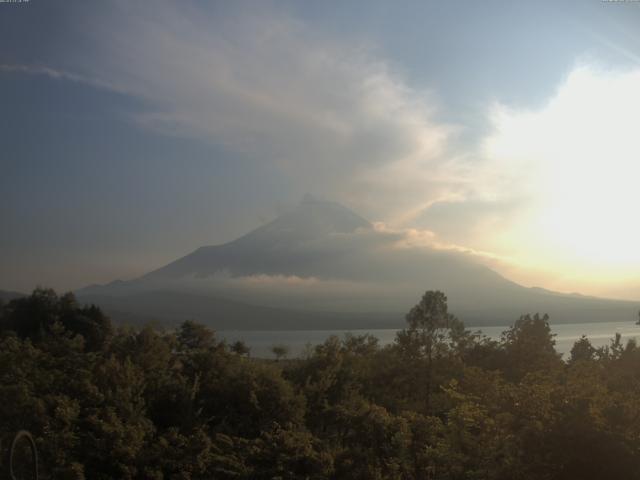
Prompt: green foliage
<box><xmin>0</xmin><ymin>288</ymin><xmax>112</xmax><ymax>351</ymax></box>
<box><xmin>271</xmin><ymin>344</ymin><xmax>290</xmax><ymax>361</ymax></box>
<box><xmin>177</xmin><ymin>320</ymin><xmax>216</xmax><ymax>351</ymax></box>
<box><xmin>394</xmin><ymin>291</ymin><xmax>471</xmax><ymax>412</ymax></box>
<box><xmin>2</xmin><ymin>288</ymin><xmax>640</xmax><ymax>479</ymax></box>
<box><xmin>501</xmin><ymin>313</ymin><xmax>562</xmax><ymax>380</ymax></box>
<box><xmin>569</xmin><ymin>334</ymin><xmax>597</xmax><ymax>363</ymax></box>
<box><xmin>230</xmin><ymin>340</ymin><xmax>251</xmax><ymax>356</ymax></box>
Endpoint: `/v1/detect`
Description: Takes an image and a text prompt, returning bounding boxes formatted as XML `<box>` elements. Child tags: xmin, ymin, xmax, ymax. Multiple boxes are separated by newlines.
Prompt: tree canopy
<box><xmin>1</xmin><ymin>288</ymin><xmax>640</xmax><ymax>479</ymax></box>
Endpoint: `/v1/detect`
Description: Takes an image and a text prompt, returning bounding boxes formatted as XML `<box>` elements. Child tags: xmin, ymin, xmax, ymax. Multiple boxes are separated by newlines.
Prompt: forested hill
<box><xmin>0</xmin><ymin>289</ymin><xmax>24</xmax><ymax>303</ymax></box>
<box><xmin>2</xmin><ymin>288</ymin><xmax>640</xmax><ymax>479</ymax></box>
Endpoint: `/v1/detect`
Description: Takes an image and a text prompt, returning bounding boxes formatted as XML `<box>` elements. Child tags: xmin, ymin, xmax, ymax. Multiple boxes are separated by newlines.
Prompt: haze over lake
<box><xmin>220</xmin><ymin>320</ymin><xmax>640</xmax><ymax>359</ymax></box>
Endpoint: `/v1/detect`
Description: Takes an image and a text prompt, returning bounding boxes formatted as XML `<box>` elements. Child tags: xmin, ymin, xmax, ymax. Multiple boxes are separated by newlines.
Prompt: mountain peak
<box><xmin>225</xmin><ymin>198</ymin><xmax>371</xmax><ymax>250</ymax></box>
<box><xmin>243</xmin><ymin>198</ymin><xmax>371</xmax><ymax>245</ymax></box>
<box><xmin>285</xmin><ymin>197</ymin><xmax>371</xmax><ymax>233</ymax></box>
<box><xmin>140</xmin><ymin>198</ymin><xmax>372</xmax><ymax>280</ymax></box>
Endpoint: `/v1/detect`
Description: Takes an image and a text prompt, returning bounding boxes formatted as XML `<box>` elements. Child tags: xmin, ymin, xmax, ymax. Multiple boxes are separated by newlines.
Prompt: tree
<box><xmin>0</xmin><ymin>289</ymin><xmax>112</xmax><ymax>351</ymax></box>
<box><xmin>0</xmin><ymin>287</ymin><xmax>60</xmax><ymax>340</ymax></box>
<box><xmin>231</xmin><ymin>340</ymin><xmax>251</xmax><ymax>357</ymax></box>
<box><xmin>5</xmin><ymin>285</ymin><xmax>640</xmax><ymax>479</ymax></box>
<box><xmin>570</xmin><ymin>335</ymin><xmax>597</xmax><ymax>363</ymax></box>
<box><xmin>501</xmin><ymin>313</ymin><xmax>562</xmax><ymax>380</ymax></box>
<box><xmin>248</xmin><ymin>424</ymin><xmax>333</xmax><ymax>479</ymax></box>
<box><xmin>177</xmin><ymin>320</ymin><xmax>216</xmax><ymax>351</ymax></box>
<box><xmin>271</xmin><ymin>344</ymin><xmax>290</xmax><ymax>361</ymax></box>
<box><xmin>196</xmin><ymin>355</ymin><xmax>305</xmax><ymax>438</ymax></box>
<box><xmin>58</xmin><ymin>296</ymin><xmax>113</xmax><ymax>351</ymax></box>
<box><xmin>396</xmin><ymin>290</ymin><xmax>467</xmax><ymax>410</ymax></box>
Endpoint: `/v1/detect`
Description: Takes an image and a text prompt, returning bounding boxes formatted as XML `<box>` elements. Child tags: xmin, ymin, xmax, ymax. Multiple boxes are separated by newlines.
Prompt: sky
<box><xmin>2</xmin><ymin>0</ymin><xmax>640</xmax><ymax>299</ymax></box>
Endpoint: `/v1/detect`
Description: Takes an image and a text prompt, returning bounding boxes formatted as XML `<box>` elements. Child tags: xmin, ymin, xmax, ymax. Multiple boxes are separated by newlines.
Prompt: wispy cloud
<box><xmin>18</xmin><ymin>1</ymin><xmax>476</xmax><ymax>225</ymax></box>
<box><xmin>0</xmin><ymin>64</ymin><xmax>127</xmax><ymax>93</ymax></box>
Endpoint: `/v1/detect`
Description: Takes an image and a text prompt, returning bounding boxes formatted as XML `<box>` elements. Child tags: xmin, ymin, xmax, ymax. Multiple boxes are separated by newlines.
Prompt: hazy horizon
<box><xmin>3</xmin><ymin>1</ymin><xmax>640</xmax><ymax>300</ymax></box>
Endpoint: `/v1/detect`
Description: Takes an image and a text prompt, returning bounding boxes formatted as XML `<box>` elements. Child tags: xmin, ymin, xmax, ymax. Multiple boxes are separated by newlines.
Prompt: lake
<box><xmin>219</xmin><ymin>321</ymin><xmax>640</xmax><ymax>359</ymax></box>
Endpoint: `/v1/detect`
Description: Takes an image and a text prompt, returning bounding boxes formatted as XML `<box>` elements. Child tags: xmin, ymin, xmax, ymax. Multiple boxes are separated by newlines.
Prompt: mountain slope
<box><xmin>0</xmin><ymin>290</ymin><xmax>25</xmax><ymax>303</ymax></box>
<box><xmin>143</xmin><ymin>198</ymin><xmax>372</xmax><ymax>280</ymax></box>
<box><xmin>78</xmin><ymin>290</ymin><xmax>401</xmax><ymax>330</ymax></box>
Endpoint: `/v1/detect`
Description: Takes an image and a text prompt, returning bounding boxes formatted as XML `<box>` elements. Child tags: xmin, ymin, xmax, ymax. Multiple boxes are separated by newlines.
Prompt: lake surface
<box><xmin>219</xmin><ymin>321</ymin><xmax>640</xmax><ymax>359</ymax></box>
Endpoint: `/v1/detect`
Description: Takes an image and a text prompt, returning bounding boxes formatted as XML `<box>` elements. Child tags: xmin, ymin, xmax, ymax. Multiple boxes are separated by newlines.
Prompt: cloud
<box><xmin>3</xmin><ymin>1</ymin><xmax>494</xmax><ymax>248</ymax></box>
<box><xmin>411</xmin><ymin>198</ymin><xmax>524</xmax><ymax>247</ymax></box>
<box><xmin>8</xmin><ymin>2</ymin><xmax>640</xmax><ymax>298</ymax></box>
<box><xmin>0</xmin><ymin>64</ymin><xmax>127</xmax><ymax>93</ymax></box>
<box><xmin>363</xmin><ymin>61</ymin><xmax>640</xmax><ymax>299</ymax></box>
<box><xmin>26</xmin><ymin>1</ymin><xmax>473</xmax><ymax>225</ymax></box>
<box><xmin>474</xmin><ymin>64</ymin><xmax>640</xmax><ymax>296</ymax></box>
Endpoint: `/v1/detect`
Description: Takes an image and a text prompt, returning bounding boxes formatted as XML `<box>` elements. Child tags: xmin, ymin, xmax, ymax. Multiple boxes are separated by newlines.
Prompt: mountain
<box><xmin>77</xmin><ymin>290</ymin><xmax>398</xmax><ymax>330</ymax></box>
<box><xmin>142</xmin><ymin>198</ymin><xmax>372</xmax><ymax>280</ymax></box>
<box><xmin>0</xmin><ymin>289</ymin><xmax>25</xmax><ymax>303</ymax></box>
<box><xmin>77</xmin><ymin>198</ymin><xmax>640</xmax><ymax>329</ymax></box>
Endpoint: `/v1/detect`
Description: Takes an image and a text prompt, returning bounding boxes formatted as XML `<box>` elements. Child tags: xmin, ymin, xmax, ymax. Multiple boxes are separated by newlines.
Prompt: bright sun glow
<box><xmin>484</xmin><ymin>65</ymin><xmax>640</xmax><ymax>293</ymax></box>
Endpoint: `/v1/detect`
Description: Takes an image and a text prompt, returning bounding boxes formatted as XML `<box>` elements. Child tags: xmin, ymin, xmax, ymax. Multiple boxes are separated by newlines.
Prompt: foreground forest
<box><xmin>1</xmin><ymin>289</ymin><xmax>640</xmax><ymax>479</ymax></box>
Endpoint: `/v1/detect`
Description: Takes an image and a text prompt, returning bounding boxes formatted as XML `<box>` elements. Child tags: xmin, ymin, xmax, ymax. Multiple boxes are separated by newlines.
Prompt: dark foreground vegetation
<box><xmin>1</xmin><ymin>289</ymin><xmax>640</xmax><ymax>479</ymax></box>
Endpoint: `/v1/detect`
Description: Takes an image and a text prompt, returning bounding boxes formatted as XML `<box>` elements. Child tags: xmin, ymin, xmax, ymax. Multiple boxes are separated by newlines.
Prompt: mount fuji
<box><xmin>77</xmin><ymin>198</ymin><xmax>640</xmax><ymax>329</ymax></box>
